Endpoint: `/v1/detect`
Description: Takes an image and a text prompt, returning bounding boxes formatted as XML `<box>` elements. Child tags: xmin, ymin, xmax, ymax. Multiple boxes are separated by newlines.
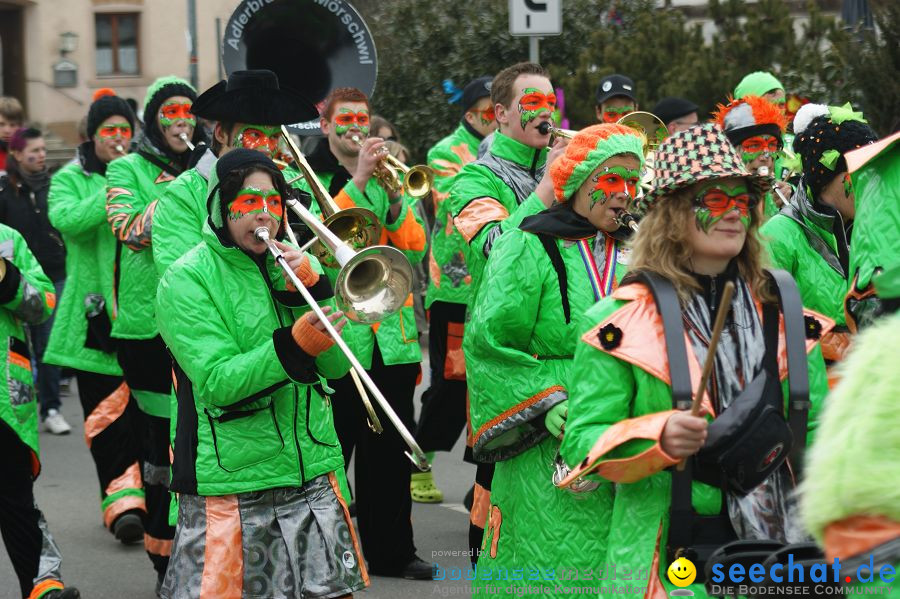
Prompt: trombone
<box><xmin>280</xmin><ymin>126</ymin><xmax>381</xmax><ymax>270</ymax></box>
<box><xmin>350</xmin><ymin>134</ymin><xmax>434</xmax><ymax>200</ymax></box>
<box><xmin>254</xmin><ymin>222</ymin><xmax>429</xmax><ymax>471</ymax></box>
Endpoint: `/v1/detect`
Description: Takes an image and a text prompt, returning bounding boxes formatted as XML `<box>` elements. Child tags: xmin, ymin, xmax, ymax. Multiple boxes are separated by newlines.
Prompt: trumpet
<box><xmin>114</xmin><ymin>144</ymin><xmax>126</xmax><ymax>156</ymax></box>
<box><xmin>178</xmin><ymin>132</ymin><xmax>195</xmax><ymax>151</ymax></box>
<box><xmin>757</xmin><ymin>166</ymin><xmax>790</xmax><ymax>208</ymax></box>
<box><xmin>537</xmin><ymin>121</ymin><xmax>576</xmax><ymax>139</ymax></box>
<box><xmin>255</xmin><ymin>225</ymin><xmax>428</xmax><ymax>470</ymax></box>
<box><xmin>350</xmin><ymin>134</ymin><xmax>434</xmax><ymax>200</ymax></box>
<box><xmin>280</xmin><ymin>126</ymin><xmax>380</xmax><ymax>270</ymax></box>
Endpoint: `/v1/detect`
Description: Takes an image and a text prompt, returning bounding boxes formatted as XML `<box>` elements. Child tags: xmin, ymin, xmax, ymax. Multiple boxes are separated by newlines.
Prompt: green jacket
<box><xmin>44</xmin><ymin>147</ymin><xmax>121</xmax><ymax>376</ymax></box>
<box><xmin>424</xmin><ymin>123</ymin><xmax>481</xmax><ymax>308</ymax></box>
<box><xmin>156</xmin><ymin>182</ymin><xmax>350</xmax><ymax>496</ymax></box>
<box><xmin>559</xmin><ymin>282</ymin><xmax>831</xmax><ymax>597</ymax></box>
<box><xmin>0</xmin><ymin>224</ymin><xmax>56</xmax><ymax>474</ymax></box>
<box><xmin>465</xmin><ymin>215</ymin><xmax>625</xmax><ymax>592</ymax></box>
<box><xmin>294</xmin><ymin>154</ymin><xmax>426</xmax><ymax>368</ymax></box>
<box><xmin>152</xmin><ymin>149</ymin><xmax>217</xmax><ymax>278</ymax></box>
<box><xmin>105</xmin><ymin>146</ymin><xmax>180</xmax><ymax>339</ymax></box>
<box><xmin>761</xmin><ymin>183</ymin><xmax>849</xmax><ymax>328</ymax></box>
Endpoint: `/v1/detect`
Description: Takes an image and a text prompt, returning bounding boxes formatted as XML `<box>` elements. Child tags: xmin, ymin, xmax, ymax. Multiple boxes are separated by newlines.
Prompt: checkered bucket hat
<box><xmin>637</xmin><ymin>123</ymin><xmax>771</xmax><ymax>213</ymax></box>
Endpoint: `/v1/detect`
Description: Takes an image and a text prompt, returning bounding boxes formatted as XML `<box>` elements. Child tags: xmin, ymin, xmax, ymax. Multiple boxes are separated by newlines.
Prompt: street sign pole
<box><xmin>509</xmin><ymin>0</ymin><xmax>561</xmax><ymax>63</ymax></box>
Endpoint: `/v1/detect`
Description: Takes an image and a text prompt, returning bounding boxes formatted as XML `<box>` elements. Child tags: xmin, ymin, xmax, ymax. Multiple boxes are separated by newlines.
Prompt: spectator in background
<box><xmin>653</xmin><ymin>96</ymin><xmax>699</xmax><ymax>137</ymax></box>
<box><xmin>0</xmin><ymin>96</ymin><xmax>25</xmax><ymax>173</ymax></box>
<box><xmin>0</xmin><ymin>128</ymin><xmax>70</xmax><ymax>435</ymax></box>
<box><xmin>595</xmin><ymin>74</ymin><xmax>638</xmax><ymax>123</ymax></box>
<box><xmin>734</xmin><ymin>71</ymin><xmax>786</xmax><ymax>108</ymax></box>
<box><xmin>371</xmin><ymin>114</ymin><xmax>400</xmax><ymax>142</ymax></box>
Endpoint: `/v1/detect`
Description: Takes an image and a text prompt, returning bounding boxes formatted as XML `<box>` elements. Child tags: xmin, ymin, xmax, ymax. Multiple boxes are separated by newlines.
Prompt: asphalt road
<box><xmin>1</xmin><ymin>348</ymin><xmax>482</xmax><ymax>598</ymax></box>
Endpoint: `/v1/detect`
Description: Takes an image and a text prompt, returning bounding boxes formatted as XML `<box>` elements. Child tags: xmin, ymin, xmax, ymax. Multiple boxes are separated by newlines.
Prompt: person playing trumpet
<box><xmin>465</xmin><ymin>124</ymin><xmax>643</xmax><ymax>595</ymax></box>
<box><xmin>156</xmin><ymin>148</ymin><xmax>367</xmax><ymax>599</ymax></box>
<box><xmin>42</xmin><ymin>93</ymin><xmax>147</xmax><ymax>546</ymax></box>
<box><xmin>293</xmin><ymin>87</ymin><xmax>433</xmax><ymax>580</ymax></box>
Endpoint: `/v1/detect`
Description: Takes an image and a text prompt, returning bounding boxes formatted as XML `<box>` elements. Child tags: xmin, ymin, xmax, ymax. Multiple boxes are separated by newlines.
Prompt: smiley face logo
<box><xmin>667</xmin><ymin>557</ymin><xmax>697</xmax><ymax>587</ymax></box>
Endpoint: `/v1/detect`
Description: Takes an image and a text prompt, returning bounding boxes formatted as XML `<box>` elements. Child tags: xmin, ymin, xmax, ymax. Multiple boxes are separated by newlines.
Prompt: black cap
<box><xmin>596</xmin><ymin>74</ymin><xmax>636</xmax><ymax>104</ymax></box>
<box><xmin>652</xmin><ymin>97</ymin><xmax>699</xmax><ymax>126</ymax></box>
<box><xmin>461</xmin><ymin>76</ymin><xmax>493</xmax><ymax>113</ymax></box>
<box><xmin>192</xmin><ymin>69</ymin><xmax>318</xmax><ymax>125</ymax></box>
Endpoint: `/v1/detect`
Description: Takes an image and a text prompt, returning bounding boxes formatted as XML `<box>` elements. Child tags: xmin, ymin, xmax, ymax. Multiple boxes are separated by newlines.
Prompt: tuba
<box><xmin>222</xmin><ymin>0</ymin><xmax>377</xmax><ymax>136</ymax></box>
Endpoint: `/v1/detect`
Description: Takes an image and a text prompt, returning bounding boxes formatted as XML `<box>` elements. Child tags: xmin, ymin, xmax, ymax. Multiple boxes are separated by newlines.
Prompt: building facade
<box><xmin>0</xmin><ymin>0</ymin><xmax>237</xmax><ymax>143</ymax></box>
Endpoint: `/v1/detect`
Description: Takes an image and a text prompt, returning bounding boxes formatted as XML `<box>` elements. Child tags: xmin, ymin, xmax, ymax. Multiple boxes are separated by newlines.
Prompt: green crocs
<box><xmin>410</xmin><ymin>471</ymin><xmax>444</xmax><ymax>503</ymax></box>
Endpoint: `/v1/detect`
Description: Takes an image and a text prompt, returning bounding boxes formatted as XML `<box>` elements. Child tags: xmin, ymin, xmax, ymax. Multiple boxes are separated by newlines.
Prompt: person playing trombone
<box><xmin>156</xmin><ymin>148</ymin><xmax>367</xmax><ymax>599</ymax></box>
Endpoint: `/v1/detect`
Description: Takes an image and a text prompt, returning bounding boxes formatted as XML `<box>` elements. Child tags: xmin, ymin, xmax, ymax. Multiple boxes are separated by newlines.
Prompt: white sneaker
<box><xmin>43</xmin><ymin>409</ymin><xmax>72</xmax><ymax>435</ymax></box>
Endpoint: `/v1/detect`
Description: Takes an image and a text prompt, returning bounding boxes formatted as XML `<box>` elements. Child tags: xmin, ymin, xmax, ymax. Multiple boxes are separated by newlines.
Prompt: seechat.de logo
<box><xmin>667</xmin><ymin>557</ymin><xmax>697</xmax><ymax>597</ymax></box>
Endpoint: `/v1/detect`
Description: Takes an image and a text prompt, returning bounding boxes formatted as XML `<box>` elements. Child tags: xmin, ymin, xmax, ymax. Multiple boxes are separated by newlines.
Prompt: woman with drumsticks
<box><xmin>156</xmin><ymin>149</ymin><xmax>366</xmax><ymax>599</ymax></box>
<box><xmin>558</xmin><ymin>123</ymin><xmax>832</xmax><ymax>597</ymax></box>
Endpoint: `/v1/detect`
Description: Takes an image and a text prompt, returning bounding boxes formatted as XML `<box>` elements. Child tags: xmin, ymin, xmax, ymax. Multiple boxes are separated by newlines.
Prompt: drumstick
<box><xmin>676</xmin><ymin>280</ymin><xmax>735</xmax><ymax>471</ymax></box>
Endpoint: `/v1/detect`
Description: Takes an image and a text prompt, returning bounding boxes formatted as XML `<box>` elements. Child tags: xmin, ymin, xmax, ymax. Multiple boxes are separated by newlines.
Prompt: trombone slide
<box><xmin>178</xmin><ymin>132</ymin><xmax>195</xmax><ymax>151</ymax></box>
<box><xmin>256</xmin><ymin>227</ymin><xmax>427</xmax><ymax>470</ymax></box>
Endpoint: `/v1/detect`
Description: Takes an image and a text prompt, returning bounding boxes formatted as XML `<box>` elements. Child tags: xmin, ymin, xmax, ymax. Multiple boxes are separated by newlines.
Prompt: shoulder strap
<box><xmin>763</xmin><ymin>269</ymin><xmax>811</xmax><ymax>474</ymax></box>
<box><xmin>536</xmin><ymin>233</ymin><xmax>570</xmax><ymax>324</ymax></box>
<box><xmin>629</xmin><ymin>272</ymin><xmax>692</xmax><ymax>408</ymax></box>
<box><xmin>137</xmin><ymin>149</ymin><xmax>183</xmax><ymax>178</ymax></box>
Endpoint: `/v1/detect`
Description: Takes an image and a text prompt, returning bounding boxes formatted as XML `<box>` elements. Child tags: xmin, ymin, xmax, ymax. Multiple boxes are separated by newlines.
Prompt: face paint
<box><xmin>228</xmin><ymin>187</ymin><xmax>283</xmax><ymax>222</ymax></box>
<box><xmin>517</xmin><ymin>88</ymin><xmax>556</xmax><ymax>130</ymax></box>
<box><xmin>842</xmin><ymin>172</ymin><xmax>852</xmax><ymax>199</ymax></box>
<box><xmin>469</xmin><ymin>106</ymin><xmax>495</xmax><ymax>127</ymax></box>
<box><xmin>589</xmin><ymin>166</ymin><xmax>641</xmax><ymax>208</ymax></box>
<box><xmin>601</xmin><ymin>105</ymin><xmax>634</xmax><ymax>124</ymax></box>
<box><xmin>96</xmin><ymin>122</ymin><xmax>132</xmax><ymax>141</ymax></box>
<box><xmin>333</xmin><ymin>108</ymin><xmax>370</xmax><ymax>136</ymax></box>
<box><xmin>693</xmin><ymin>182</ymin><xmax>754</xmax><ymax>232</ymax></box>
<box><xmin>739</xmin><ymin>135</ymin><xmax>780</xmax><ymax>164</ymax></box>
<box><xmin>233</xmin><ymin>124</ymin><xmax>282</xmax><ymax>156</ymax></box>
<box><xmin>159</xmin><ymin>101</ymin><xmax>196</xmax><ymax>128</ymax></box>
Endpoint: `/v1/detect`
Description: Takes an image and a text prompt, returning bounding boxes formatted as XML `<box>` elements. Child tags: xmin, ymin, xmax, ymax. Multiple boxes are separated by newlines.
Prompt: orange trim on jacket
<box><xmin>472</xmin><ymin>385</ymin><xmax>565</xmax><ymax>448</ymax></box>
<box><xmin>558</xmin><ymin>411</ymin><xmax>680</xmax><ymax>486</ymax></box>
<box><xmin>454</xmin><ymin>197</ymin><xmax>509</xmax><ymax>243</ymax></box>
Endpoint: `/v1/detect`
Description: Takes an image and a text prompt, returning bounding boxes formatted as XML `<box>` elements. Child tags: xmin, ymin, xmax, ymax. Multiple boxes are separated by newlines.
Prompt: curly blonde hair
<box><xmin>628</xmin><ymin>183</ymin><xmax>775</xmax><ymax>304</ymax></box>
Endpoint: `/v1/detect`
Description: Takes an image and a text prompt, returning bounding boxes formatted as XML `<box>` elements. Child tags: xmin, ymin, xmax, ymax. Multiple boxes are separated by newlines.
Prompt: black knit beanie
<box><xmin>142</xmin><ymin>76</ymin><xmax>200</xmax><ymax>159</ymax></box>
<box><xmin>87</xmin><ymin>95</ymin><xmax>136</xmax><ymax>139</ymax></box>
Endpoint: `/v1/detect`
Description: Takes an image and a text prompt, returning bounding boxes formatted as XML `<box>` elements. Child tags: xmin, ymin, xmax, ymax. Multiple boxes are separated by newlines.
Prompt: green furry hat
<box><xmin>801</xmin><ymin>312</ymin><xmax>900</xmax><ymax>542</ymax></box>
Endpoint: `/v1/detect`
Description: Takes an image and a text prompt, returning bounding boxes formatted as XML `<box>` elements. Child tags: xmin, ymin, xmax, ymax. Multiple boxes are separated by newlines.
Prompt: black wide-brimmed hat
<box><xmin>191</xmin><ymin>69</ymin><xmax>318</xmax><ymax>125</ymax></box>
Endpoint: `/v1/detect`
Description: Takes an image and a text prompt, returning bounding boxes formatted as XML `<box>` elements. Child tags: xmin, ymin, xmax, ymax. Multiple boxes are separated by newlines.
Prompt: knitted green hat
<box><xmin>550</xmin><ymin>123</ymin><xmax>645</xmax><ymax>202</ymax></box>
<box><xmin>733</xmin><ymin>71</ymin><xmax>784</xmax><ymax>100</ymax></box>
<box><xmin>143</xmin><ymin>75</ymin><xmax>196</xmax><ymax>113</ymax></box>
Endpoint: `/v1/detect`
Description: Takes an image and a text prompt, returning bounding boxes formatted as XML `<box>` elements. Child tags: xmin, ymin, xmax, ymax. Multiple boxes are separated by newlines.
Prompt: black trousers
<box><xmin>415</xmin><ymin>301</ymin><xmax>469</xmax><ymax>453</ymax></box>
<box><xmin>75</xmin><ymin>370</ymin><xmax>145</xmax><ymax>529</ymax></box>
<box><xmin>0</xmin><ymin>423</ymin><xmax>46</xmax><ymax>597</ymax></box>
<box><xmin>331</xmin><ymin>342</ymin><xmax>420</xmax><ymax>574</ymax></box>
<box><xmin>116</xmin><ymin>336</ymin><xmax>175</xmax><ymax>578</ymax></box>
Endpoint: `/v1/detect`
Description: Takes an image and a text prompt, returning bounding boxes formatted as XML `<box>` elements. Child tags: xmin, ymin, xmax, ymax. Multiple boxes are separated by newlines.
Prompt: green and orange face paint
<box><xmin>96</xmin><ymin>122</ymin><xmax>132</xmax><ymax>141</ymax></box>
<box><xmin>842</xmin><ymin>172</ymin><xmax>852</xmax><ymax>200</ymax></box>
<box><xmin>159</xmin><ymin>100</ymin><xmax>195</xmax><ymax>128</ymax></box>
<box><xmin>228</xmin><ymin>187</ymin><xmax>283</xmax><ymax>222</ymax></box>
<box><xmin>739</xmin><ymin>135</ymin><xmax>781</xmax><ymax>164</ymax></box>
<box><xmin>333</xmin><ymin>108</ymin><xmax>370</xmax><ymax>136</ymax></box>
<box><xmin>468</xmin><ymin>106</ymin><xmax>495</xmax><ymax>127</ymax></box>
<box><xmin>600</xmin><ymin>105</ymin><xmax>634</xmax><ymax>124</ymax></box>
<box><xmin>693</xmin><ymin>181</ymin><xmax>754</xmax><ymax>232</ymax></box>
<box><xmin>233</xmin><ymin>124</ymin><xmax>282</xmax><ymax>157</ymax></box>
<box><xmin>517</xmin><ymin>88</ymin><xmax>556</xmax><ymax>130</ymax></box>
<box><xmin>589</xmin><ymin>166</ymin><xmax>641</xmax><ymax>209</ymax></box>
